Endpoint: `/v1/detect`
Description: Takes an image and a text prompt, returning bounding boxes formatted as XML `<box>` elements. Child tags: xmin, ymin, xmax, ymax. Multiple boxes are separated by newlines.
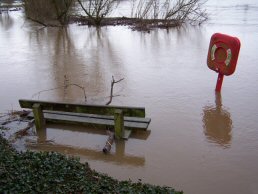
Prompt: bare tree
<box><xmin>52</xmin><ymin>0</ymin><xmax>74</xmax><ymax>25</ymax></box>
<box><xmin>24</xmin><ymin>0</ymin><xmax>74</xmax><ymax>26</ymax></box>
<box><xmin>131</xmin><ymin>0</ymin><xmax>155</xmax><ymax>19</ymax></box>
<box><xmin>77</xmin><ymin>0</ymin><xmax>119</xmax><ymax>26</ymax></box>
<box><xmin>162</xmin><ymin>0</ymin><xmax>207</xmax><ymax>25</ymax></box>
<box><xmin>131</xmin><ymin>0</ymin><xmax>207</xmax><ymax>25</ymax></box>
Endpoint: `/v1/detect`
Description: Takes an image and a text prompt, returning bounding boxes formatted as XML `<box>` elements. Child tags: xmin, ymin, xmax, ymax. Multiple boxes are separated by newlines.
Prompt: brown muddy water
<box><xmin>1</xmin><ymin>1</ymin><xmax>258</xmax><ymax>193</ymax></box>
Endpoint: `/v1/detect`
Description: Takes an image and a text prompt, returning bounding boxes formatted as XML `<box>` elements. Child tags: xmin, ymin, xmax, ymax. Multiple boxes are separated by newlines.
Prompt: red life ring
<box><xmin>210</xmin><ymin>43</ymin><xmax>232</xmax><ymax>72</ymax></box>
<box><xmin>207</xmin><ymin>33</ymin><xmax>240</xmax><ymax>76</ymax></box>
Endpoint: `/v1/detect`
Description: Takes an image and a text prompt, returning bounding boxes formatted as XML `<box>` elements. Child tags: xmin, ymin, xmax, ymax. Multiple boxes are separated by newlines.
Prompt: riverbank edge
<box><xmin>69</xmin><ymin>15</ymin><xmax>181</xmax><ymax>32</ymax></box>
<box><xmin>0</xmin><ymin>133</ymin><xmax>183</xmax><ymax>193</ymax></box>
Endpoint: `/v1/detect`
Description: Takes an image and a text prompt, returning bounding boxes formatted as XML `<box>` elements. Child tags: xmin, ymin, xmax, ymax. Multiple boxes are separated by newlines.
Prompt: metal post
<box><xmin>215</xmin><ymin>73</ymin><xmax>224</xmax><ymax>92</ymax></box>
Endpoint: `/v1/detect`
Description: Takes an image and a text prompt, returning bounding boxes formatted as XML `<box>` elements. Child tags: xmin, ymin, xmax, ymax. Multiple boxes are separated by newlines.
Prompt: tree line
<box><xmin>23</xmin><ymin>0</ymin><xmax>207</xmax><ymax>30</ymax></box>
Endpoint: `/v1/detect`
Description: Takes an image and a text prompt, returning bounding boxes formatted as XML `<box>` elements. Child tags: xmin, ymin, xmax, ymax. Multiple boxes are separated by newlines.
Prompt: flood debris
<box><xmin>103</xmin><ymin>130</ymin><xmax>115</xmax><ymax>153</ymax></box>
<box><xmin>0</xmin><ymin>110</ymin><xmax>30</xmax><ymax>125</ymax></box>
<box><xmin>0</xmin><ymin>110</ymin><xmax>35</xmax><ymax>151</ymax></box>
<box><xmin>9</xmin><ymin>119</ymin><xmax>34</xmax><ymax>142</ymax></box>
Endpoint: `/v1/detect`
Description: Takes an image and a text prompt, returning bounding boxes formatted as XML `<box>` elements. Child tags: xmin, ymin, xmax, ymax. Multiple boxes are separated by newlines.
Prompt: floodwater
<box><xmin>1</xmin><ymin>0</ymin><xmax>258</xmax><ymax>193</ymax></box>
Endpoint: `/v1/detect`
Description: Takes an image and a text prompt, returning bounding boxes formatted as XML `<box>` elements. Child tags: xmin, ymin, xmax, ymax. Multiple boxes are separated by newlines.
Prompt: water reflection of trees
<box><xmin>28</xmin><ymin>26</ymin><xmax>125</xmax><ymax>103</ymax></box>
<box><xmin>28</xmin><ymin>27</ymin><xmax>86</xmax><ymax>101</ymax></box>
<box><xmin>202</xmin><ymin>92</ymin><xmax>232</xmax><ymax>148</ymax></box>
<box><xmin>0</xmin><ymin>11</ymin><xmax>14</xmax><ymax>30</ymax></box>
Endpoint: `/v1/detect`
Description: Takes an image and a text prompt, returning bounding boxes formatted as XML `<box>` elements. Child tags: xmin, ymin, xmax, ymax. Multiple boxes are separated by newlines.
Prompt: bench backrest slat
<box><xmin>19</xmin><ymin>99</ymin><xmax>145</xmax><ymax>117</ymax></box>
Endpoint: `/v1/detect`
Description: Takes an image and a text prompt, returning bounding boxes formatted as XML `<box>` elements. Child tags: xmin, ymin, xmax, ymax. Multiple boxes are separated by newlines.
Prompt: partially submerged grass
<box><xmin>0</xmin><ymin>134</ymin><xmax>183</xmax><ymax>193</ymax></box>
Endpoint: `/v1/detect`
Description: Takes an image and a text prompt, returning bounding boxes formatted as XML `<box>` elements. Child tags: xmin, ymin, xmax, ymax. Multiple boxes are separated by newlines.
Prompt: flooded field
<box><xmin>1</xmin><ymin>0</ymin><xmax>258</xmax><ymax>193</ymax></box>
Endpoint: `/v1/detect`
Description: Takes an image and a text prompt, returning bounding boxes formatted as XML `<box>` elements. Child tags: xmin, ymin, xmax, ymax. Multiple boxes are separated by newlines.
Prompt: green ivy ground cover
<box><xmin>0</xmin><ymin>134</ymin><xmax>183</xmax><ymax>193</ymax></box>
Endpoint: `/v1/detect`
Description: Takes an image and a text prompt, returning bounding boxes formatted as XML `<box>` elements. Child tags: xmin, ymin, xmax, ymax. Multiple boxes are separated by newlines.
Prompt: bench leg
<box><xmin>33</xmin><ymin>103</ymin><xmax>45</xmax><ymax>132</ymax></box>
<box><xmin>114</xmin><ymin>109</ymin><xmax>124</xmax><ymax>139</ymax></box>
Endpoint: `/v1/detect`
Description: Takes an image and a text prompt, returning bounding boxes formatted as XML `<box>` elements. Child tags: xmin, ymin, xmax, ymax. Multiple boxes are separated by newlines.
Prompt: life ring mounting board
<box><xmin>207</xmin><ymin>33</ymin><xmax>241</xmax><ymax>92</ymax></box>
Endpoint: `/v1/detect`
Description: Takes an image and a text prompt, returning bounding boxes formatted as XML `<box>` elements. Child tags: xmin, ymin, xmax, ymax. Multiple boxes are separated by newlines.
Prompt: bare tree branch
<box><xmin>32</xmin><ymin>83</ymin><xmax>87</xmax><ymax>102</ymax></box>
<box><xmin>105</xmin><ymin>76</ymin><xmax>124</xmax><ymax>105</ymax></box>
<box><xmin>131</xmin><ymin>0</ymin><xmax>207</xmax><ymax>25</ymax></box>
<box><xmin>77</xmin><ymin>0</ymin><xmax>119</xmax><ymax>25</ymax></box>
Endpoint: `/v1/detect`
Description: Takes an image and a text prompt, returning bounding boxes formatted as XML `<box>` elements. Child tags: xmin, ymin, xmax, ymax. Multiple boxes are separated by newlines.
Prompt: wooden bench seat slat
<box><xmin>20</xmin><ymin>99</ymin><xmax>145</xmax><ymax>117</ymax></box>
<box><xmin>43</xmin><ymin>110</ymin><xmax>151</xmax><ymax>123</ymax></box>
<box><xmin>28</xmin><ymin>111</ymin><xmax>150</xmax><ymax>130</ymax></box>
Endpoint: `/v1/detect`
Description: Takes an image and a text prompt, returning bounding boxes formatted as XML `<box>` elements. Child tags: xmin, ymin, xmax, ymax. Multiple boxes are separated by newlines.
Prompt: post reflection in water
<box><xmin>36</xmin><ymin>125</ymin><xmax>47</xmax><ymax>143</ymax></box>
<box><xmin>202</xmin><ymin>92</ymin><xmax>233</xmax><ymax>148</ymax></box>
<box><xmin>30</xmin><ymin>124</ymin><xmax>146</xmax><ymax>167</ymax></box>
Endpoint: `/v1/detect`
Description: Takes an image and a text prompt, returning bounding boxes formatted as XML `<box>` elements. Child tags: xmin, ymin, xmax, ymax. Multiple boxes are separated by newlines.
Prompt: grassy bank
<box><xmin>0</xmin><ymin>134</ymin><xmax>183</xmax><ymax>193</ymax></box>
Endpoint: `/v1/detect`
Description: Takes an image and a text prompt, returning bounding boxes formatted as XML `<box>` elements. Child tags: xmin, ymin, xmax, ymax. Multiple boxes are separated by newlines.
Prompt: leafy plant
<box><xmin>0</xmin><ymin>134</ymin><xmax>183</xmax><ymax>193</ymax></box>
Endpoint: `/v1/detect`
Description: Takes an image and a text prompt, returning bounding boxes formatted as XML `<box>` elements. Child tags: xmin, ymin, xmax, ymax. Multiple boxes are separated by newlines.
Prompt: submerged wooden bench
<box><xmin>19</xmin><ymin>99</ymin><xmax>151</xmax><ymax>139</ymax></box>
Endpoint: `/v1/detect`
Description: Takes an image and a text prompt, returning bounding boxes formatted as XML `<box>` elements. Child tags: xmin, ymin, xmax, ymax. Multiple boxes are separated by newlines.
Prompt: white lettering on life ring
<box><xmin>211</xmin><ymin>44</ymin><xmax>217</xmax><ymax>61</ymax></box>
<box><xmin>225</xmin><ymin>49</ymin><xmax>232</xmax><ymax>66</ymax></box>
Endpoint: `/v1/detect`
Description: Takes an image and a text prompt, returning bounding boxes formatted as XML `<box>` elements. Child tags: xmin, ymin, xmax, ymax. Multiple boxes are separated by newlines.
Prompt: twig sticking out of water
<box><xmin>32</xmin><ymin>81</ymin><xmax>87</xmax><ymax>103</ymax></box>
<box><xmin>106</xmin><ymin>76</ymin><xmax>124</xmax><ymax>105</ymax></box>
